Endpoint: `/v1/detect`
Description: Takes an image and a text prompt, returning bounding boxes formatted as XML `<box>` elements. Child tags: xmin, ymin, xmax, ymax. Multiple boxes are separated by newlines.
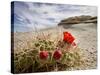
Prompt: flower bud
<box><xmin>53</xmin><ymin>50</ymin><xmax>62</xmax><ymax>60</ymax></box>
<box><xmin>39</xmin><ymin>51</ymin><xmax>48</xmax><ymax>60</ymax></box>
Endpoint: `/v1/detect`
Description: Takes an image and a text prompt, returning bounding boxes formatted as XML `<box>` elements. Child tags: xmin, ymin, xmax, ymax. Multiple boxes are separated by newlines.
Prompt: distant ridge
<box><xmin>58</xmin><ymin>15</ymin><xmax>97</xmax><ymax>26</ymax></box>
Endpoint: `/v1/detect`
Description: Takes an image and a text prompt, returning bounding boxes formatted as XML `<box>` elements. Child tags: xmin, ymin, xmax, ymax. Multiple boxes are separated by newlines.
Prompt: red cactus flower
<box><xmin>53</xmin><ymin>50</ymin><xmax>62</xmax><ymax>60</ymax></box>
<box><xmin>63</xmin><ymin>32</ymin><xmax>75</xmax><ymax>44</ymax></box>
<box><xmin>39</xmin><ymin>51</ymin><xmax>48</xmax><ymax>60</ymax></box>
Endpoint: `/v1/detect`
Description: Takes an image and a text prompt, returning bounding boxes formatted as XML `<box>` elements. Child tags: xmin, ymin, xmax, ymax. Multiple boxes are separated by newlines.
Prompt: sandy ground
<box><xmin>14</xmin><ymin>23</ymin><xmax>97</xmax><ymax>70</ymax></box>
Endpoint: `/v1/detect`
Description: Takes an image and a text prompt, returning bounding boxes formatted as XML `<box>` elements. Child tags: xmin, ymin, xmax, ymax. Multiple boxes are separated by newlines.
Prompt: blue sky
<box><xmin>11</xmin><ymin>1</ymin><xmax>97</xmax><ymax>32</ymax></box>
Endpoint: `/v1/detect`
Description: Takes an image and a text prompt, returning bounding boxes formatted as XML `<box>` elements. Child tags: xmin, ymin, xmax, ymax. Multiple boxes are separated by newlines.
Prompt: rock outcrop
<box><xmin>58</xmin><ymin>15</ymin><xmax>97</xmax><ymax>26</ymax></box>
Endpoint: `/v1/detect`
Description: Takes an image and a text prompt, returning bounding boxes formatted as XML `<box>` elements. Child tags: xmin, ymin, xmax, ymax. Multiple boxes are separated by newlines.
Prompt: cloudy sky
<box><xmin>11</xmin><ymin>1</ymin><xmax>97</xmax><ymax>32</ymax></box>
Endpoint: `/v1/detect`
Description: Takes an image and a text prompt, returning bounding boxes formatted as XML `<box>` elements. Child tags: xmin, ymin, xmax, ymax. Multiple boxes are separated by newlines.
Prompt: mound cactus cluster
<box><xmin>38</xmin><ymin>32</ymin><xmax>76</xmax><ymax>61</ymax></box>
<box><xmin>14</xmin><ymin>31</ymin><xmax>83</xmax><ymax>73</ymax></box>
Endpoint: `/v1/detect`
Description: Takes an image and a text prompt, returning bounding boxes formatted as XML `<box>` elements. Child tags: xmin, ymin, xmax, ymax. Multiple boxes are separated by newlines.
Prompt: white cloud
<box><xmin>13</xmin><ymin>2</ymin><xmax>97</xmax><ymax>32</ymax></box>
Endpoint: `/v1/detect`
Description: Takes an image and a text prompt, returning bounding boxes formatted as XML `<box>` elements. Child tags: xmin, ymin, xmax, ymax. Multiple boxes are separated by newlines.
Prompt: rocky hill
<box><xmin>58</xmin><ymin>15</ymin><xmax>97</xmax><ymax>26</ymax></box>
